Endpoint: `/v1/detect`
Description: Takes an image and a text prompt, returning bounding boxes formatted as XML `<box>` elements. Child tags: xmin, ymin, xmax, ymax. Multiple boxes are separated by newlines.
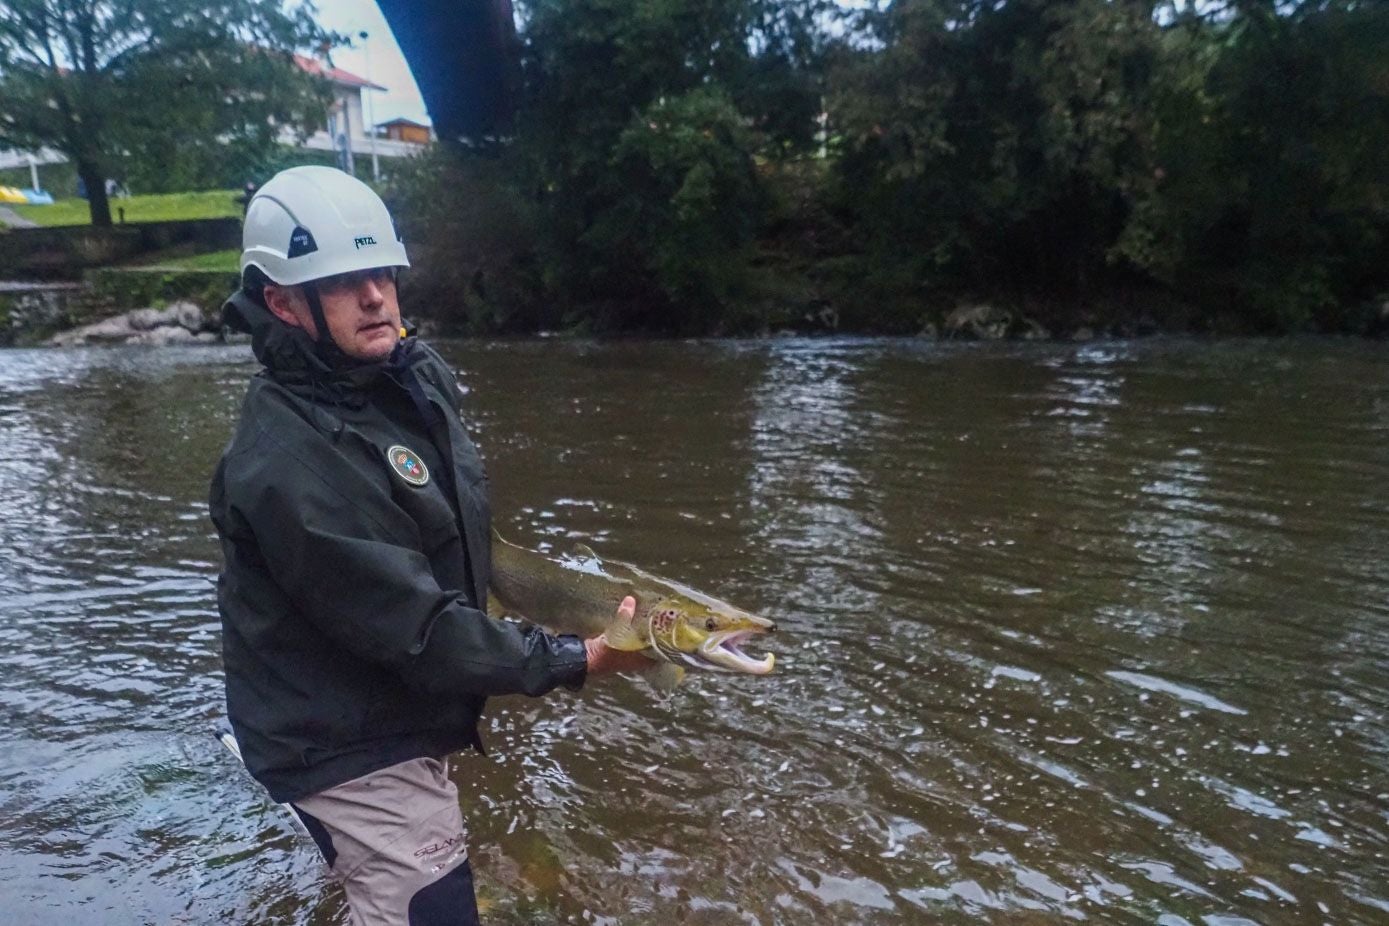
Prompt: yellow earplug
<box><xmin>399</xmin><ymin>327</ymin><xmax>408</xmax><ymax>338</ymax></box>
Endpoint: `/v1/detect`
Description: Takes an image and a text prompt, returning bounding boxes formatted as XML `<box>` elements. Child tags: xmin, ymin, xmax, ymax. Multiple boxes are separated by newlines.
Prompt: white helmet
<box><xmin>240</xmin><ymin>166</ymin><xmax>409</xmax><ymax>287</ymax></box>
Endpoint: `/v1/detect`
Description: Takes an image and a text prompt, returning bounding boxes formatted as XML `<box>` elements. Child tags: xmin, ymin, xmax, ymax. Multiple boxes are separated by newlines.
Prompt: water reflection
<box><xmin>0</xmin><ymin>339</ymin><xmax>1387</xmax><ymax>923</ymax></box>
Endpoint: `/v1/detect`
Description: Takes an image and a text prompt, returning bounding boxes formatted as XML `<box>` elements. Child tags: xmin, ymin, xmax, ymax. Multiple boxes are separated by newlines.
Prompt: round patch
<box><xmin>386</xmin><ymin>445</ymin><xmax>429</xmax><ymax>486</ymax></box>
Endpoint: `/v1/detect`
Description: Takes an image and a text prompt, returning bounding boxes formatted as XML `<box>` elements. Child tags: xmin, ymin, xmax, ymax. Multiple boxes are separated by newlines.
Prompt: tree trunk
<box><xmin>77</xmin><ymin>160</ymin><xmax>112</xmax><ymax>227</ymax></box>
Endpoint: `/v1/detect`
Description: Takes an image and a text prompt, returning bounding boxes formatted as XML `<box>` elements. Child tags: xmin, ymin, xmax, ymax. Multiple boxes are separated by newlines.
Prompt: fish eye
<box><xmin>705</xmin><ymin>617</ymin><xmax>717</xmax><ymax>631</ymax></box>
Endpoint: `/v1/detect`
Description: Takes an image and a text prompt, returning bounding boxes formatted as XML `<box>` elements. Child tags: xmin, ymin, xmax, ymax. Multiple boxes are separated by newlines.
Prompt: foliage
<box><xmin>828</xmin><ymin>0</ymin><xmax>1164</xmax><ymax>298</ymax></box>
<box><xmin>0</xmin><ymin>0</ymin><xmax>333</xmax><ymax>225</ymax></box>
<box><xmin>386</xmin><ymin>146</ymin><xmax>547</xmax><ymax>334</ymax></box>
<box><xmin>572</xmin><ymin>88</ymin><xmax>766</xmax><ymax>332</ymax></box>
<box><xmin>86</xmin><ymin>266</ymin><xmax>236</xmax><ymax>315</ymax></box>
<box><xmin>1133</xmin><ymin>1</ymin><xmax>1389</xmax><ymax>332</ymax></box>
<box><xmin>510</xmin><ymin>0</ymin><xmax>821</xmax><ymax>331</ymax></box>
<box><xmin>393</xmin><ymin>0</ymin><xmax>1387</xmax><ymax>336</ymax></box>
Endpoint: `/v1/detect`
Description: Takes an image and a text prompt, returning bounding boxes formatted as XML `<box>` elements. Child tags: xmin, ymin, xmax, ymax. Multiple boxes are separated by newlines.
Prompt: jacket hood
<box><xmin>223</xmin><ymin>289</ymin><xmax>337</xmax><ymax>380</ymax></box>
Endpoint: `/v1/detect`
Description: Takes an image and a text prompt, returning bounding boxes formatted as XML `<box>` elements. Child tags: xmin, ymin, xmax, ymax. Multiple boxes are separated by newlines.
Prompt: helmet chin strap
<box><xmin>301</xmin><ymin>282</ymin><xmax>357</xmax><ymax>367</ymax></box>
<box><xmin>303</xmin><ymin>282</ymin><xmax>333</xmax><ymax>347</ymax></box>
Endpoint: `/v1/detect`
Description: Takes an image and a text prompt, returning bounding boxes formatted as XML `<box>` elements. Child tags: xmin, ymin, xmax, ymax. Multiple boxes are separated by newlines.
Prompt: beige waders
<box><xmin>291</xmin><ymin>757</ymin><xmax>480</xmax><ymax>926</ymax></box>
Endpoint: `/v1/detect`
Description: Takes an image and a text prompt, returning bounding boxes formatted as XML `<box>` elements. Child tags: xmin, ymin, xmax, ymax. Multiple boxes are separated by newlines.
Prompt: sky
<box><xmin>311</xmin><ymin>0</ymin><xmax>430</xmax><ymax>127</ymax></box>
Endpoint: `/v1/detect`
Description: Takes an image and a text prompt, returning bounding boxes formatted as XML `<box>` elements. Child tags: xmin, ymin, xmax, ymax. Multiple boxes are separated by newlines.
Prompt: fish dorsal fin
<box><xmin>590</xmin><ymin>555</ymin><xmax>646</xmax><ymax>585</ymax></box>
<box><xmin>567</xmin><ymin>542</ymin><xmax>659</xmax><ymax>589</ymax></box>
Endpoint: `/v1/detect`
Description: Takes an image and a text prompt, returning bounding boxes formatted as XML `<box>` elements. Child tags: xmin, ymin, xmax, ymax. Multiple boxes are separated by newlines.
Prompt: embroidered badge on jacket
<box><xmin>386</xmin><ymin>445</ymin><xmax>430</xmax><ymax>486</ymax></box>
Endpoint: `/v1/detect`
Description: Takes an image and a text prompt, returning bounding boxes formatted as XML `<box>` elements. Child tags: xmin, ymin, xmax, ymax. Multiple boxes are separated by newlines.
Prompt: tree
<box><xmin>829</xmin><ymin>0</ymin><xmax>1164</xmax><ymax>299</ymax></box>
<box><xmin>512</xmin><ymin>0</ymin><xmax>822</xmax><ymax>326</ymax></box>
<box><xmin>0</xmin><ymin>0</ymin><xmax>332</xmax><ymax>225</ymax></box>
<box><xmin>1135</xmin><ymin>0</ymin><xmax>1389</xmax><ymax>330</ymax></box>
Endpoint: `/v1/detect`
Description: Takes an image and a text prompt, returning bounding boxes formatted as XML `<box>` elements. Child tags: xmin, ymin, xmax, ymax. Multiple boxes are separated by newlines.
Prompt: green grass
<box><xmin>9</xmin><ymin>189</ymin><xmax>242</xmax><ymax>226</ymax></box>
<box><xmin>137</xmin><ymin>248</ymin><xmax>240</xmax><ymax>272</ymax></box>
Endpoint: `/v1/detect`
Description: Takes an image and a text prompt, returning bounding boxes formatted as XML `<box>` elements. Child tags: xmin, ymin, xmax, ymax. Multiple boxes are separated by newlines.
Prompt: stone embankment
<box><xmin>48</xmin><ymin>301</ymin><xmax>222</xmax><ymax>347</ymax></box>
<box><xmin>1</xmin><ymin>281</ymin><xmax>81</xmax><ymax>345</ymax></box>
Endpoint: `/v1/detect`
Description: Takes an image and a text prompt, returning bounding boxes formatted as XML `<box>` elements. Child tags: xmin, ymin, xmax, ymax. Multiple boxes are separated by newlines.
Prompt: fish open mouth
<box><xmin>699</xmin><ymin>630</ymin><xmax>775</xmax><ymax>675</ymax></box>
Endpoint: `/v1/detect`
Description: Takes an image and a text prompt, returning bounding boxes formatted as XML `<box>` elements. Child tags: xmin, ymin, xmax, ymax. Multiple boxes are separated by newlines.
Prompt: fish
<box><xmin>488</xmin><ymin>530</ymin><xmax>776</xmax><ymax>688</ymax></box>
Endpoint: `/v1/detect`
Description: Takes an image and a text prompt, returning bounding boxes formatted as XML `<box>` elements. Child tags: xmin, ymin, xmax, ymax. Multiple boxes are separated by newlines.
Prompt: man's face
<box><xmin>264</xmin><ymin>268</ymin><xmax>402</xmax><ymax>362</ymax></box>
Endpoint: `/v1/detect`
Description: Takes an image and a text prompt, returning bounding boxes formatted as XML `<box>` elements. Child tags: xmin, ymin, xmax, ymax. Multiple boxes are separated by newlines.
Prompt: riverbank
<box><xmin>384</xmin><ymin>152</ymin><xmax>1389</xmax><ymax>342</ymax></box>
<box><xmin>15</xmin><ymin>286</ymin><xmax>1388</xmax><ymax>349</ymax></box>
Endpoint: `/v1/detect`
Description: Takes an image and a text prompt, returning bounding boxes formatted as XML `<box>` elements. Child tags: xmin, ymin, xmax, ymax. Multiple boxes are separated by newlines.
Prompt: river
<box><xmin>1</xmin><ymin>337</ymin><xmax>1386</xmax><ymax>924</ymax></box>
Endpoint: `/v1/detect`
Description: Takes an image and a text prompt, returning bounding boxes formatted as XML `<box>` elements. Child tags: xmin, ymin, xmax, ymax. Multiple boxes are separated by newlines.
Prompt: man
<box><xmin>235</xmin><ymin>180</ymin><xmax>258</xmax><ymax>216</ymax></box>
<box><xmin>209</xmin><ymin>166</ymin><xmax>645</xmax><ymax>925</ymax></box>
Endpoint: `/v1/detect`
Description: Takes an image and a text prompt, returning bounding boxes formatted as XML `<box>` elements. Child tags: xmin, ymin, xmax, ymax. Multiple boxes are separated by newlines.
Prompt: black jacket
<box><xmin>209</xmin><ymin>293</ymin><xmax>587</xmax><ymax>802</ymax></box>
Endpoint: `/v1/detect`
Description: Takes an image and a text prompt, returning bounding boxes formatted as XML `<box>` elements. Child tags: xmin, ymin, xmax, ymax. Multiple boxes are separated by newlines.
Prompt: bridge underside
<box><xmin>376</xmin><ymin>0</ymin><xmax>518</xmax><ymax>141</ymax></box>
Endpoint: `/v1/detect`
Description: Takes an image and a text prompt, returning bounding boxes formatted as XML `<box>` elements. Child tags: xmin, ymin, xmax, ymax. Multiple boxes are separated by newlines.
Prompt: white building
<box><xmin>292</xmin><ymin>55</ymin><xmax>431</xmax><ymax>176</ymax></box>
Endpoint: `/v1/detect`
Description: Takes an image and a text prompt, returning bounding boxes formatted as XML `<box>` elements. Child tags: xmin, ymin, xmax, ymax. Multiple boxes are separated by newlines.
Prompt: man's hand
<box><xmin>584</xmin><ymin>595</ymin><xmax>655</xmax><ymax>676</ymax></box>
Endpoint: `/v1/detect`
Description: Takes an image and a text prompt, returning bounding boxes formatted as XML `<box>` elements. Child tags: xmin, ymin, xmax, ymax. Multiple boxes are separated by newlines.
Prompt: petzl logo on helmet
<box><xmin>386</xmin><ymin>445</ymin><xmax>429</xmax><ymax>486</ymax></box>
<box><xmin>287</xmin><ymin>226</ymin><xmax>318</xmax><ymax>258</ymax></box>
<box><xmin>354</xmin><ymin>235</ymin><xmax>377</xmax><ymax>249</ymax></box>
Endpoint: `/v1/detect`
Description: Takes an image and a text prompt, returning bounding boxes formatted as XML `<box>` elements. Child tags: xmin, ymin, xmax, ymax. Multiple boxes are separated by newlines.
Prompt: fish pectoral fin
<box><xmin>645</xmin><ymin>662</ymin><xmax>685</xmax><ymax>693</ymax></box>
<box><xmin>602</xmin><ymin>607</ymin><xmax>647</xmax><ymax>652</ymax></box>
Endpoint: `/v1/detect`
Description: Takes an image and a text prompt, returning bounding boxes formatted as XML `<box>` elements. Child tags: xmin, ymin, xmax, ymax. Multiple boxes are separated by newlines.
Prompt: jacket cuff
<box><xmin>551</xmin><ymin>634</ymin><xmax>589</xmax><ymax>691</ymax></box>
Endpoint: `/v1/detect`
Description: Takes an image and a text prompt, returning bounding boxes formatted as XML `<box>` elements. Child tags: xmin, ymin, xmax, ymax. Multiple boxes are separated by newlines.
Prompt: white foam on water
<box><xmin>1107</xmin><ymin>670</ymin><xmax>1249</xmax><ymax>715</ymax></box>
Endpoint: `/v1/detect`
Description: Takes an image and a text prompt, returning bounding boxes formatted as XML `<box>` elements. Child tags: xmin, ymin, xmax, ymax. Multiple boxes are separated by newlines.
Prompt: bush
<box><xmin>589</xmin><ymin>88</ymin><xmax>768</xmax><ymax>332</ymax></box>
<box><xmin>386</xmin><ymin>147</ymin><xmax>547</xmax><ymax>334</ymax></box>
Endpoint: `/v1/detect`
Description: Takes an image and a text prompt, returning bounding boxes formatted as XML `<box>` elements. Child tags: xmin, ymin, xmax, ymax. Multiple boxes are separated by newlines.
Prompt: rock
<box><xmin>944</xmin><ymin>303</ymin><xmax>1011</xmax><ymax>340</ymax></box>
<box><xmin>126</xmin><ymin>307</ymin><xmax>168</xmax><ymax>331</ymax></box>
<box><xmin>168</xmin><ymin>300</ymin><xmax>207</xmax><ymax>332</ymax></box>
<box><xmin>127</xmin><ymin>325</ymin><xmax>197</xmax><ymax>346</ymax></box>
<box><xmin>917</xmin><ymin>321</ymin><xmax>939</xmax><ymax>340</ymax></box>
<box><xmin>1017</xmin><ymin>317</ymin><xmax>1051</xmax><ymax>341</ymax></box>
<box><xmin>56</xmin><ymin>316</ymin><xmax>138</xmax><ymax>345</ymax></box>
<box><xmin>193</xmin><ymin>331</ymin><xmax>221</xmax><ymax>344</ymax></box>
<box><xmin>47</xmin><ymin>299</ymin><xmax>212</xmax><ymax>347</ymax></box>
<box><xmin>1071</xmin><ymin>326</ymin><xmax>1096</xmax><ymax>342</ymax></box>
<box><xmin>127</xmin><ymin>301</ymin><xmax>206</xmax><ymax>333</ymax></box>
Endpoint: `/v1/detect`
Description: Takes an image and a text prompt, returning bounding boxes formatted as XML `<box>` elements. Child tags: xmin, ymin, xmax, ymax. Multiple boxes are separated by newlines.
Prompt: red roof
<box><xmin>294</xmin><ymin>54</ymin><xmax>386</xmax><ymax>92</ymax></box>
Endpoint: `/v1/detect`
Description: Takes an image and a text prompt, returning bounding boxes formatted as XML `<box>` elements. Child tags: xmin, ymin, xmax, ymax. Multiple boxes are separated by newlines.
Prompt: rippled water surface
<box><xmin>1</xmin><ymin>338</ymin><xmax>1387</xmax><ymax>924</ymax></box>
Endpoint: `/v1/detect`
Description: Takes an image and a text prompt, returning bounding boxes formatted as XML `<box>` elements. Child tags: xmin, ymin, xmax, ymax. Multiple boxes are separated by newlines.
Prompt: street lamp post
<box><xmin>360</xmin><ymin>30</ymin><xmax>380</xmax><ymax>182</ymax></box>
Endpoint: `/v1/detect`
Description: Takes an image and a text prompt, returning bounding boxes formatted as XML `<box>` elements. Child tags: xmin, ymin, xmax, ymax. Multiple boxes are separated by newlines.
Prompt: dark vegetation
<box><xmin>389</xmin><ymin>0</ymin><xmax>1389</xmax><ymax>337</ymax></box>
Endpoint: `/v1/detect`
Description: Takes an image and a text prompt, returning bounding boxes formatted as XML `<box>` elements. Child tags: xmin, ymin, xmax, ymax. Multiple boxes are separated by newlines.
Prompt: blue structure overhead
<box><xmin>376</xmin><ymin>0</ymin><xmax>518</xmax><ymax>140</ymax></box>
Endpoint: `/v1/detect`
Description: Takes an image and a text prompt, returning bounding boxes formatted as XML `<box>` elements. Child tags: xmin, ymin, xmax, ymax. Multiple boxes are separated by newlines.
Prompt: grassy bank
<box><xmin>135</xmin><ymin>248</ymin><xmax>240</xmax><ymax>272</ymax></box>
<box><xmin>10</xmin><ymin>190</ymin><xmax>242</xmax><ymax>226</ymax></box>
